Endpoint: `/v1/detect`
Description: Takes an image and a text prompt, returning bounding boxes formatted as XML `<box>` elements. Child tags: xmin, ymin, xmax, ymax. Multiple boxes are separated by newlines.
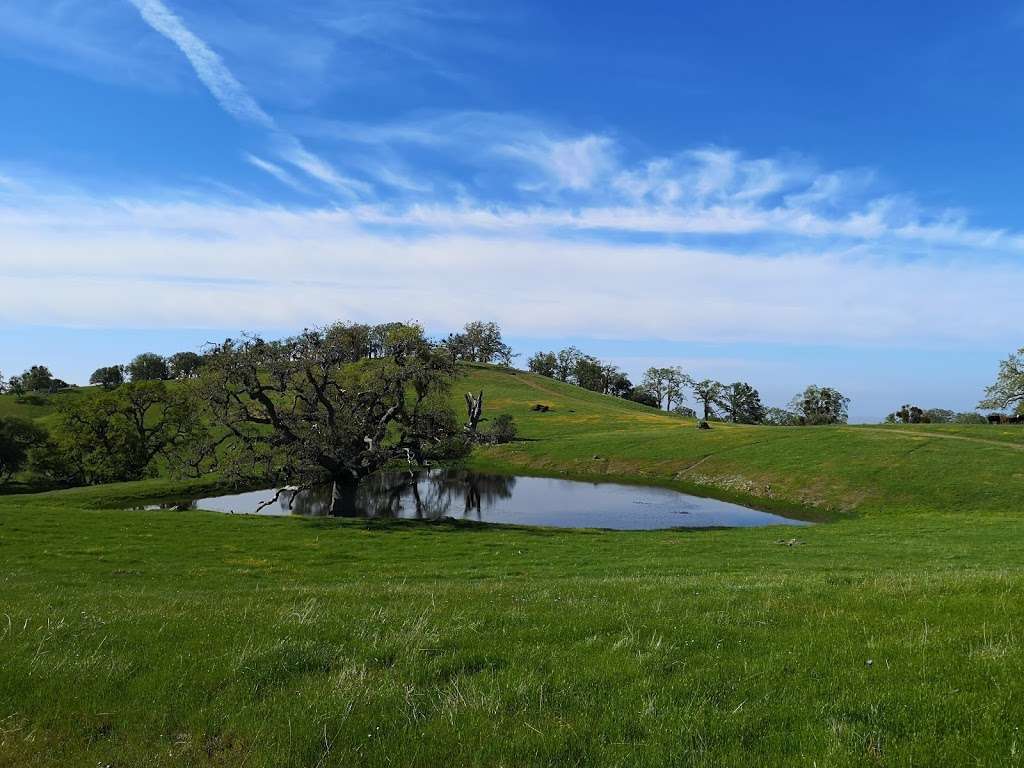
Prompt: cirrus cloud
<box><xmin>1</xmin><ymin>180</ymin><xmax>1020</xmax><ymax>350</ymax></box>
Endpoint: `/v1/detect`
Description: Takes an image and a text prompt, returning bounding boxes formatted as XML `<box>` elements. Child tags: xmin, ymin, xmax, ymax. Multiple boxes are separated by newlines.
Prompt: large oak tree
<box><xmin>199</xmin><ymin>323</ymin><xmax>461</xmax><ymax>514</ymax></box>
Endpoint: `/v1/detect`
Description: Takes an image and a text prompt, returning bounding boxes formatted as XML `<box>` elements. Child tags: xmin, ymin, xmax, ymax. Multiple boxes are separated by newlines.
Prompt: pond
<box><xmin>145</xmin><ymin>470</ymin><xmax>809</xmax><ymax>530</ymax></box>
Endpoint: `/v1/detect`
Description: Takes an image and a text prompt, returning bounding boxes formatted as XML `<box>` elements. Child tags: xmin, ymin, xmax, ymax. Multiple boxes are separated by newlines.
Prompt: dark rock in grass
<box><xmin>697</xmin><ymin>420</ymin><xmax>711</xmax><ymax>430</ymax></box>
<box><xmin>530</xmin><ymin>404</ymin><xmax>551</xmax><ymax>412</ymax></box>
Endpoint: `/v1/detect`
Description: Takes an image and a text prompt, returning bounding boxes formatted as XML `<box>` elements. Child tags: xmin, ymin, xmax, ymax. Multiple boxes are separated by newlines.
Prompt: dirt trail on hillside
<box><xmin>512</xmin><ymin>376</ymin><xmax>566</xmax><ymax>398</ymax></box>
<box><xmin>855</xmin><ymin>427</ymin><xmax>1024</xmax><ymax>451</ymax></box>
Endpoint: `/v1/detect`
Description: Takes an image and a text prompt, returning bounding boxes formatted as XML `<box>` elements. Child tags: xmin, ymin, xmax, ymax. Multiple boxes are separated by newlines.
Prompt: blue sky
<box><xmin>2</xmin><ymin>0</ymin><xmax>1023</xmax><ymax>421</ymax></box>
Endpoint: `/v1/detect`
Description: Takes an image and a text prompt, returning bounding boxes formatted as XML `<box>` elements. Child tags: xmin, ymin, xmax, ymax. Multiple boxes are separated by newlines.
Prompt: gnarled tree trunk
<box><xmin>465</xmin><ymin>390</ymin><xmax>484</xmax><ymax>434</ymax></box>
<box><xmin>329</xmin><ymin>478</ymin><xmax>361</xmax><ymax>517</ymax></box>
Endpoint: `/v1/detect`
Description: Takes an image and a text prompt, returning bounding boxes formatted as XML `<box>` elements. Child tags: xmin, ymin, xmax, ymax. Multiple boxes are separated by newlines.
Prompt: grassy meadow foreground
<box><xmin>2</xmin><ymin>366</ymin><xmax>1024</xmax><ymax>766</ymax></box>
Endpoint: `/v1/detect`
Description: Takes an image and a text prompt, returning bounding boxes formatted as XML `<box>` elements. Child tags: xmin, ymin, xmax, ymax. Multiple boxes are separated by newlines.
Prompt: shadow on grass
<box><xmin>295</xmin><ymin>515</ymin><xmax>579</xmax><ymax>537</ymax></box>
<box><xmin>0</xmin><ymin>479</ymin><xmax>67</xmax><ymax>496</ymax></box>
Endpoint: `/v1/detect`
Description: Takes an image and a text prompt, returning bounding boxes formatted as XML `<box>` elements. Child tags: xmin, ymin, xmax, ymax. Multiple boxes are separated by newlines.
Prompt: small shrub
<box><xmin>15</xmin><ymin>393</ymin><xmax>48</xmax><ymax>407</ymax></box>
<box><xmin>428</xmin><ymin>434</ymin><xmax>474</xmax><ymax>461</ymax></box>
<box><xmin>488</xmin><ymin>414</ymin><xmax>518</xmax><ymax>444</ymax></box>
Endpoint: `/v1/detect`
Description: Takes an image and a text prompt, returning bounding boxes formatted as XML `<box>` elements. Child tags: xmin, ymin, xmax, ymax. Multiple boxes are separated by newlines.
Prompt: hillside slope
<box><xmin>0</xmin><ymin>386</ymin><xmax>90</xmax><ymax>429</ymax></box>
<box><xmin>3</xmin><ymin>365</ymin><xmax>1021</xmax><ymax>518</ymax></box>
<box><xmin>459</xmin><ymin>365</ymin><xmax>1024</xmax><ymax>517</ymax></box>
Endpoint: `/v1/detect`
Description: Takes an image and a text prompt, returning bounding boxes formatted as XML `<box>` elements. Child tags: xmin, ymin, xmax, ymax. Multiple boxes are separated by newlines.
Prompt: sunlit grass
<box><xmin>2</xmin><ymin>365</ymin><xmax>1024</xmax><ymax>766</ymax></box>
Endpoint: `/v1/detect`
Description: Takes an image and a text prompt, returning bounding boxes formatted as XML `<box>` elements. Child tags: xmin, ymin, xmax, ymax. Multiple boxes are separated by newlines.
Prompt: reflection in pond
<box><xmin>146</xmin><ymin>470</ymin><xmax>809</xmax><ymax>530</ymax></box>
<box><xmin>282</xmin><ymin>471</ymin><xmax>517</xmax><ymax>520</ymax></box>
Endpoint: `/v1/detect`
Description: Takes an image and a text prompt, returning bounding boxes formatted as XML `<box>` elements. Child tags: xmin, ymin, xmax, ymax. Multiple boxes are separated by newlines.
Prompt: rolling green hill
<box><xmin>11</xmin><ymin>366</ymin><xmax>1021</xmax><ymax>517</ymax></box>
<box><xmin>0</xmin><ymin>386</ymin><xmax>91</xmax><ymax>430</ymax></box>
<box><xmin>461</xmin><ymin>364</ymin><xmax>1024</xmax><ymax>517</ymax></box>
<box><xmin>2</xmin><ymin>365</ymin><xmax>1024</xmax><ymax>766</ymax></box>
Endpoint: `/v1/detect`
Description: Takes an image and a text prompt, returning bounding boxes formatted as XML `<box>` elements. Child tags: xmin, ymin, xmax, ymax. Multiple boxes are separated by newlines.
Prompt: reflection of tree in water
<box><xmin>144</xmin><ymin>500</ymin><xmax>198</xmax><ymax>511</ymax></box>
<box><xmin>280</xmin><ymin>470</ymin><xmax>517</xmax><ymax>520</ymax></box>
<box><xmin>281</xmin><ymin>487</ymin><xmax>333</xmax><ymax>517</ymax></box>
<box><xmin>432</xmin><ymin>471</ymin><xmax>517</xmax><ymax>520</ymax></box>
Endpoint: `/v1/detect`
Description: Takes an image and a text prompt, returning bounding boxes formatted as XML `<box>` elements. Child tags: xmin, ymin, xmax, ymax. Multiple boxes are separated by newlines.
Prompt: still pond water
<box><xmin>151</xmin><ymin>470</ymin><xmax>808</xmax><ymax>530</ymax></box>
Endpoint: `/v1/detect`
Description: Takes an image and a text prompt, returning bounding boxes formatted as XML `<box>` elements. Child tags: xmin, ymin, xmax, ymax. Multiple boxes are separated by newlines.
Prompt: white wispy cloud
<box><xmin>315</xmin><ymin>0</ymin><xmax>505</xmax><ymax>87</ymax></box>
<box><xmin>272</xmin><ymin>135</ymin><xmax>369</xmax><ymax>195</ymax></box>
<box><xmin>4</xmin><ymin>4</ymin><xmax>1022</xmax><ymax>350</ymax></box>
<box><xmin>243</xmin><ymin>154</ymin><xmax>307</xmax><ymax>193</ymax></box>
<box><xmin>2</xmin><ymin>0</ymin><xmax>509</xmax><ymax>113</ymax></box>
<box><xmin>126</xmin><ymin>0</ymin><xmax>363</xmax><ymax>195</ymax></box>
<box><xmin>0</xmin><ymin>1</ymin><xmax>178</xmax><ymax>90</ymax></box>
<box><xmin>499</xmin><ymin>135</ymin><xmax>618</xmax><ymax>191</ymax></box>
<box><xmin>0</xmin><ymin>183</ymin><xmax>1021</xmax><ymax>350</ymax></box>
<box><xmin>288</xmin><ymin>111</ymin><xmax>1003</xmax><ymax>250</ymax></box>
<box><xmin>291</xmin><ymin>111</ymin><xmax>624</xmax><ymax>195</ymax></box>
<box><xmin>126</xmin><ymin>0</ymin><xmax>274</xmax><ymax>127</ymax></box>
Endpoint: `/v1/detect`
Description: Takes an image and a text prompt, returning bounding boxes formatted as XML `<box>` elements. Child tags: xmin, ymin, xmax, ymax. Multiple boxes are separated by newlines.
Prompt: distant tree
<box><xmin>980</xmin><ymin>347</ymin><xmax>1024</xmax><ymax>414</ymax></box>
<box><xmin>531</xmin><ymin>347</ymin><xmax>632</xmax><ymax>397</ymax></box>
<box><xmin>887</xmin><ymin>404</ymin><xmax>928</xmax><ymax>424</ymax></box>
<box><xmin>718</xmin><ymin>382</ymin><xmax>765</xmax><ymax>424</ymax></box>
<box><xmin>0</xmin><ymin>416</ymin><xmax>47</xmax><ymax>483</ymax></box>
<box><xmin>603</xmin><ymin>367</ymin><xmax>634</xmax><ymax>398</ymax></box>
<box><xmin>627</xmin><ymin>386</ymin><xmax>660</xmax><ymax>408</ymax></box>
<box><xmin>642</xmin><ymin>367</ymin><xmax>690</xmax><ymax>411</ymax></box>
<box><xmin>38</xmin><ymin>381</ymin><xmax>203</xmax><ymax>485</ymax></box>
<box><xmin>446</xmin><ymin>321</ymin><xmax>515</xmax><ymax>366</ymax></box>
<box><xmin>672</xmin><ymin>404</ymin><xmax>698</xmax><ymax>419</ymax></box>
<box><xmin>762</xmin><ymin>407</ymin><xmax>802</xmax><ymax>426</ymax></box>
<box><xmin>691</xmin><ymin>379</ymin><xmax>724</xmax><ymax>421</ymax></box>
<box><xmin>368</xmin><ymin>322</ymin><xmax>408</xmax><ymax>358</ymax></box>
<box><xmin>954</xmin><ymin>411</ymin><xmax>987</xmax><ymax>424</ymax></box>
<box><xmin>573</xmin><ymin>355</ymin><xmax>607</xmax><ymax>392</ymax></box>
<box><xmin>330</xmin><ymin>323</ymin><xmax>374</xmax><ymax>360</ymax></box>
<box><xmin>641</xmin><ymin>368</ymin><xmax>666</xmax><ymax>408</ymax></box>
<box><xmin>665</xmin><ymin>368</ymin><xmax>690</xmax><ymax>411</ymax></box>
<box><xmin>127</xmin><ymin>353</ymin><xmax>170</xmax><ymax>382</ymax></box>
<box><xmin>556</xmin><ymin>347</ymin><xmax>583</xmax><ymax>382</ymax></box>
<box><xmin>20</xmin><ymin>365</ymin><xmax>55</xmax><ymax>393</ymax></box>
<box><xmin>168</xmin><ymin>351</ymin><xmax>205</xmax><ymax>380</ymax></box>
<box><xmin>789</xmin><ymin>385</ymin><xmax>850</xmax><ymax>425</ymax></box>
<box><xmin>528</xmin><ymin>351</ymin><xmax>558</xmax><ymax>378</ymax></box>
<box><xmin>440</xmin><ymin>332</ymin><xmax>472</xmax><ymax>363</ymax></box>
<box><xmin>0</xmin><ymin>370</ymin><xmax>5</xmax><ymax>393</ymax></box>
<box><xmin>923</xmin><ymin>408</ymin><xmax>955</xmax><ymax>424</ymax></box>
<box><xmin>89</xmin><ymin>365</ymin><xmax>125</xmax><ymax>390</ymax></box>
<box><xmin>6</xmin><ymin>376</ymin><xmax>24</xmax><ymax>398</ymax></box>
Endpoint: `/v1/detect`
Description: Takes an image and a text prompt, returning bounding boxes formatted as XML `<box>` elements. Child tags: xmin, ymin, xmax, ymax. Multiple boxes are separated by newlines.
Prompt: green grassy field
<box><xmin>0</xmin><ymin>387</ymin><xmax>88</xmax><ymax>431</ymax></box>
<box><xmin>2</xmin><ymin>366</ymin><xmax>1024</xmax><ymax>766</ymax></box>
